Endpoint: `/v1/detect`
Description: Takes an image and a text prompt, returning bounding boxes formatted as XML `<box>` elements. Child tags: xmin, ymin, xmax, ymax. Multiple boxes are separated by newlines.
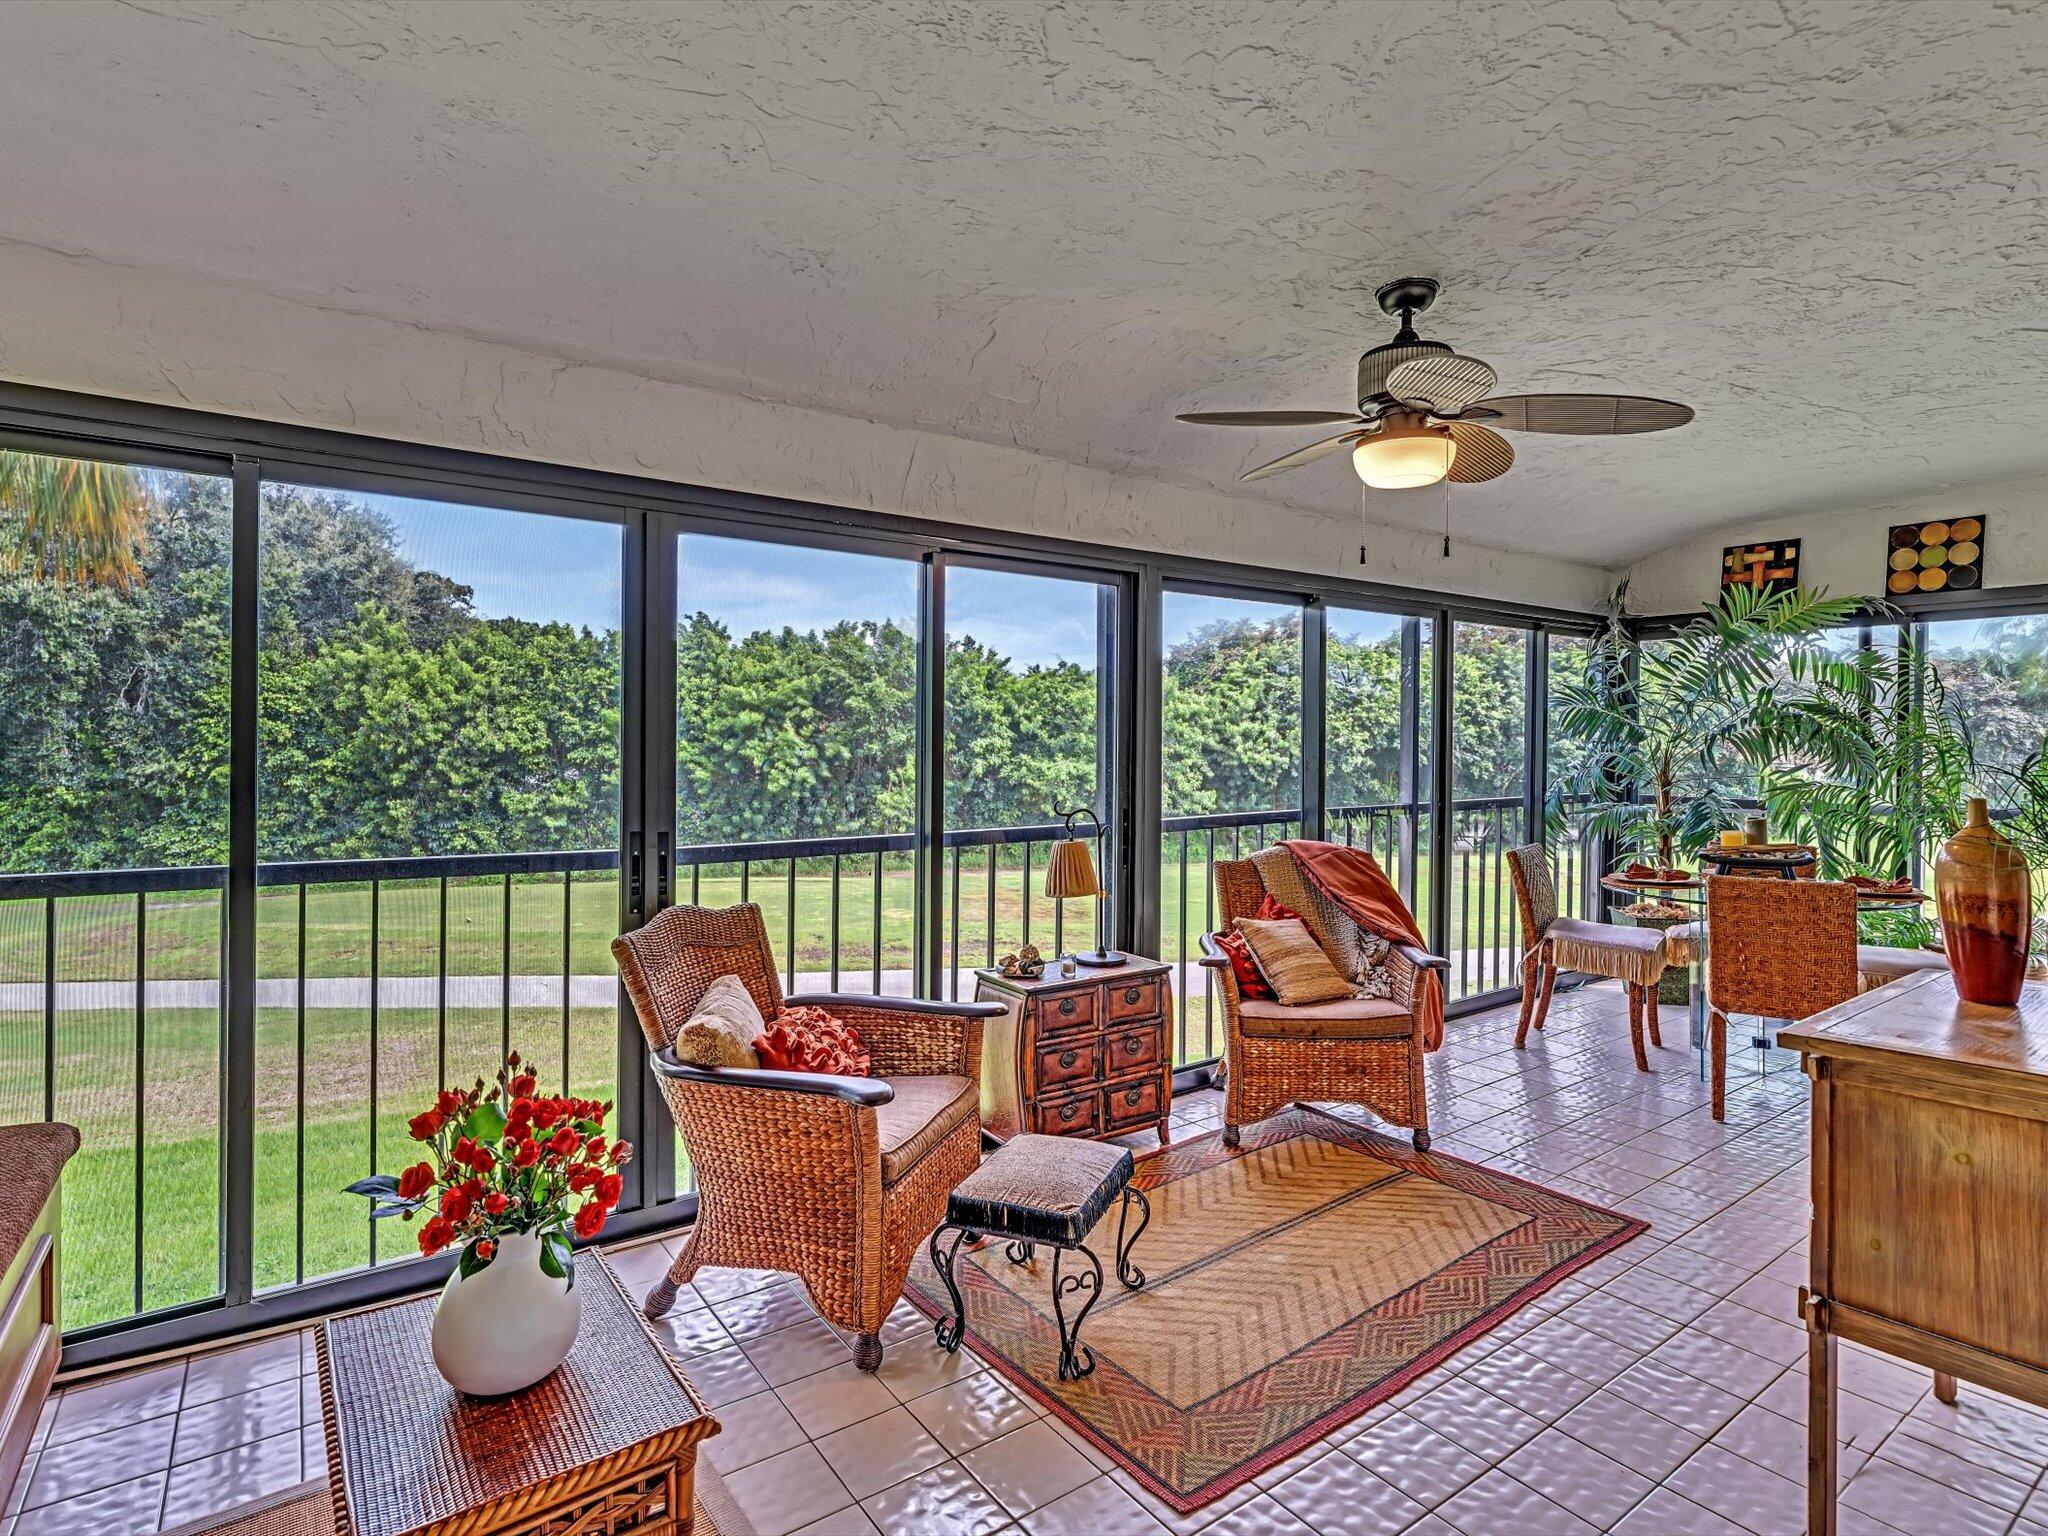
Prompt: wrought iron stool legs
<box><xmin>928</xmin><ymin>1187</ymin><xmax>1151</xmax><ymax>1379</ymax></box>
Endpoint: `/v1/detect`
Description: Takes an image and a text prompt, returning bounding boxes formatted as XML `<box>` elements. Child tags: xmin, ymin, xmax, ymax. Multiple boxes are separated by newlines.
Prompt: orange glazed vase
<box><xmin>1936</xmin><ymin>797</ymin><xmax>2033</xmax><ymax>1006</ymax></box>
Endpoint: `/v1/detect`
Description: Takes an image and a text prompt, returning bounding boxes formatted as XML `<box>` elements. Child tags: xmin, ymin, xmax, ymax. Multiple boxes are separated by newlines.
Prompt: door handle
<box><xmin>656</xmin><ymin>830</ymin><xmax>672</xmax><ymax>911</ymax></box>
<box><xmin>628</xmin><ymin>831</ymin><xmax>644</xmax><ymax>917</ymax></box>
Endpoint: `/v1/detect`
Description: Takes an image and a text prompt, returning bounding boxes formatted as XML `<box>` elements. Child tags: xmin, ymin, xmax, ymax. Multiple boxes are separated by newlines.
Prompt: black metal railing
<box><xmin>0</xmin><ymin>802</ymin><xmax>1607</xmax><ymax>1337</ymax></box>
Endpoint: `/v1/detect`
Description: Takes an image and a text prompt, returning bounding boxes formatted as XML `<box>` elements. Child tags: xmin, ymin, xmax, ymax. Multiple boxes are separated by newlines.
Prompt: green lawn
<box><xmin>3</xmin><ymin>836</ymin><xmax>1565</xmax><ymax>1330</ymax></box>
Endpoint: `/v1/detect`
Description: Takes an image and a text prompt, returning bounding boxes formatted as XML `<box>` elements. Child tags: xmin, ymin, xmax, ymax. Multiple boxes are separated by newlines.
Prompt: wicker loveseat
<box><xmin>613</xmin><ymin>903</ymin><xmax>1002</xmax><ymax>1371</ymax></box>
<box><xmin>1198</xmin><ymin>852</ymin><xmax>1446</xmax><ymax>1151</ymax></box>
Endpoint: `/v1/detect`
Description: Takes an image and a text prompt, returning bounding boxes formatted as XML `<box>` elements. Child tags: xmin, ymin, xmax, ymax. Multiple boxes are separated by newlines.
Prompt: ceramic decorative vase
<box><xmin>430</xmin><ymin>1232</ymin><xmax>581</xmax><ymax>1396</ymax></box>
<box><xmin>1935</xmin><ymin>797</ymin><xmax>2033</xmax><ymax>1007</ymax></box>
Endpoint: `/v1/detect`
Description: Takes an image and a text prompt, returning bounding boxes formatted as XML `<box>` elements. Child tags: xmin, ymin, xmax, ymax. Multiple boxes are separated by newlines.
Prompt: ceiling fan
<box><xmin>1178</xmin><ymin>277</ymin><xmax>1694</xmax><ymax>490</ymax></box>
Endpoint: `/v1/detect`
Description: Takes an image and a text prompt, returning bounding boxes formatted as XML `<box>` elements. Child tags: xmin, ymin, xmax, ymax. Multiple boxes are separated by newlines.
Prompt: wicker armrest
<box><xmin>650</xmin><ymin>1047</ymin><xmax>893</xmax><ymax>1107</ymax></box>
<box><xmin>1197</xmin><ymin>932</ymin><xmax>1233</xmax><ymax>968</ymax></box>
<box><xmin>784</xmin><ymin>992</ymin><xmax>1006</xmax><ymax>1019</ymax></box>
<box><xmin>1396</xmin><ymin>944</ymin><xmax>1451</xmax><ymax>972</ymax></box>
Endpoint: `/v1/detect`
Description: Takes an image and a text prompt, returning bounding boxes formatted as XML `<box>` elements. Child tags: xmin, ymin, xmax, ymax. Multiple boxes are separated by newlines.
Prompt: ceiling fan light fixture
<box><xmin>1353</xmin><ymin>418</ymin><xmax>1456</xmax><ymax>489</ymax></box>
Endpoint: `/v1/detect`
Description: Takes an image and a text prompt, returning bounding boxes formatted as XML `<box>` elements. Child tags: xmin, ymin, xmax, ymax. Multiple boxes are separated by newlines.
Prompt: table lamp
<box><xmin>1046</xmin><ymin>807</ymin><xmax>1122</xmax><ymax>967</ymax></box>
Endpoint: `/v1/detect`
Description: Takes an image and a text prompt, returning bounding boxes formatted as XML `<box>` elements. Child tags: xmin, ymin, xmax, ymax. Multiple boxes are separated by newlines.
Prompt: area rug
<box><xmin>904</xmin><ymin>1106</ymin><xmax>1647</xmax><ymax>1512</ymax></box>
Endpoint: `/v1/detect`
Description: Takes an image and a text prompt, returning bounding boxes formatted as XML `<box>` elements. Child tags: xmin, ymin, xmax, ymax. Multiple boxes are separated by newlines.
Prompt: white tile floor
<box><xmin>16</xmin><ymin>980</ymin><xmax>2048</xmax><ymax>1535</ymax></box>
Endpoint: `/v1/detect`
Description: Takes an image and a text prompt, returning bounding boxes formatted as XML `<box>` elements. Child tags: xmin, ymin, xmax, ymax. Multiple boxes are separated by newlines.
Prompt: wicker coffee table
<box><xmin>316</xmin><ymin>1253</ymin><xmax>718</xmax><ymax>1536</ymax></box>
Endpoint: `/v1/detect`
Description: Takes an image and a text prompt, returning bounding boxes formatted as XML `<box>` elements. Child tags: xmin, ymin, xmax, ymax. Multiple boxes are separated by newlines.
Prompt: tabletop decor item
<box><xmin>1936</xmin><ymin>797</ymin><xmax>2032</xmax><ymax>1005</ymax></box>
<box><xmin>1047</xmin><ymin>805</ymin><xmax>1124</xmax><ymax>966</ymax></box>
<box><xmin>1887</xmin><ymin>515</ymin><xmax>1984</xmax><ymax>596</ymax></box>
<box><xmin>347</xmin><ymin>1052</ymin><xmax>633</xmax><ymax>1396</ymax></box>
<box><xmin>997</xmin><ymin>944</ymin><xmax>1045</xmax><ymax>979</ymax></box>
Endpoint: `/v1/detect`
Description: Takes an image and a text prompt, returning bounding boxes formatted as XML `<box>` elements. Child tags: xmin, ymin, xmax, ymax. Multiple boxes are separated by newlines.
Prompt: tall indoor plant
<box><xmin>1549</xmin><ymin>583</ymin><xmax>1865</xmax><ymax>866</ymax></box>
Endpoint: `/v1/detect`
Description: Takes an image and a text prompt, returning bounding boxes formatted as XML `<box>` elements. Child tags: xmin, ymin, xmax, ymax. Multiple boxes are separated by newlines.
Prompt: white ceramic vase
<box><xmin>430</xmin><ymin>1231</ymin><xmax>581</xmax><ymax>1397</ymax></box>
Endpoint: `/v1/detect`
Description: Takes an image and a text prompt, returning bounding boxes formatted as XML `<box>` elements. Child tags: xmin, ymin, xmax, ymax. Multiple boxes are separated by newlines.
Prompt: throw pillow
<box><xmin>673</xmin><ymin>974</ymin><xmax>765</xmax><ymax>1069</ymax></box>
<box><xmin>754</xmin><ymin>1005</ymin><xmax>873</xmax><ymax>1076</ymax></box>
<box><xmin>1233</xmin><ymin>916</ymin><xmax>1359</xmax><ymax>1006</ymax></box>
<box><xmin>1254</xmin><ymin>892</ymin><xmax>1302</xmax><ymax>923</ymax></box>
<box><xmin>1215</xmin><ymin>929</ymin><xmax>1273</xmax><ymax>999</ymax></box>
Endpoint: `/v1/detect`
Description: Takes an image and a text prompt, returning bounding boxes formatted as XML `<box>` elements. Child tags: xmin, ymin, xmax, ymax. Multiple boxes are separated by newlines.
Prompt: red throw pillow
<box><xmin>754</xmin><ymin>1005</ymin><xmax>872</xmax><ymax>1076</ymax></box>
<box><xmin>1254</xmin><ymin>893</ymin><xmax>1302</xmax><ymax>923</ymax></box>
<box><xmin>1215</xmin><ymin>929</ymin><xmax>1273</xmax><ymax>1000</ymax></box>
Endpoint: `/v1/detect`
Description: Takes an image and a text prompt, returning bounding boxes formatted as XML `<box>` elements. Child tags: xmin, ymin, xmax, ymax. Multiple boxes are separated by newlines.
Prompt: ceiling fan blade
<box><xmin>1177</xmin><ymin>410</ymin><xmax>1364</xmax><ymax>427</ymax></box>
<box><xmin>1385</xmin><ymin>353</ymin><xmax>1499</xmax><ymax>413</ymax></box>
<box><xmin>1446</xmin><ymin>423</ymin><xmax>1514</xmax><ymax>483</ymax></box>
<box><xmin>1240</xmin><ymin>431</ymin><xmax>1367</xmax><ymax>482</ymax></box>
<box><xmin>1474</xmin><ymin>393</ymin><xmax>1695</xmax><ymax>434</ymax></box>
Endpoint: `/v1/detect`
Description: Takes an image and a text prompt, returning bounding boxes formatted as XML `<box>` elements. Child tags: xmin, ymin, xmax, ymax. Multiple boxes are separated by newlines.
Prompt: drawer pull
<box><xmin>1124</xmin><ymin>1088</ymin><xmax>1143</xmax><ymax>1106</ymax></box>
<box><xmin>1058</xmin><ymin>1050</ymin><xmax>1077</xmax><ymax>1068</ymax></box>
<box><xmin>1123</xmin><ymin>987</ymin><xmax>1142</xmax><ymax>1005</ymax></box>
<box><xmin>1058</xmin><ymin>998</ymin><xmax>1077</xmax><ymax>1016</ymax></box>
<box><xmin>1121</xmin><ymin>1034</ymin><xmax>1141</xmax><ymax>1053</ymax></box>
<box><xmin>1060</xmin><ymin>1102</ymin><xmax>1079</xmax><ymax>1120</ymax></box>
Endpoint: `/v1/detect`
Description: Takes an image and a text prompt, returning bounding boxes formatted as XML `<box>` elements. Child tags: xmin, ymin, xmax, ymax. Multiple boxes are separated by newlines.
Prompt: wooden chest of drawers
<box><xmin>973</xmin><ymin>956</ymin><xmax>1173</xmax><ymax>1146</ymax></box>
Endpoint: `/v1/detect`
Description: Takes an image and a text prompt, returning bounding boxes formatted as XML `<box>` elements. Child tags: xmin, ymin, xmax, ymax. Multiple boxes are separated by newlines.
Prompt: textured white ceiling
<box><xmin>1</xmin><ymin>0</ymin><xmax>2044</xmax><ymax>563</ymax></box>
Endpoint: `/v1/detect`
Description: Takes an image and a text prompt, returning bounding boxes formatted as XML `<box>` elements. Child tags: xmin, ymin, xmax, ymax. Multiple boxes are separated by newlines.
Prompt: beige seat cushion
<box><xmin>876</xmin><ymin>1074</ymin><xmax>978</xmax><ymax>1185</ymax></box>
<box><xmin>1664</xmin><ymin>920</ymin><xmax>1705</xmax><ymax>967</ymax></box>
<box><xmin>1546</xmin><ymin>916</ymin><xmax>1667</xmax><ymax>987</ymax></box>
<box><xmin>1235</xmin><ymin>916</ymin><xmax>1359</xmax><ymax>1005</ymax></box>
<box><xmin>1237</xmin><ymin>996</ymin><xmax>1413</xmax><ymax>1041</ymax></box>
<box><xmin>1857</xmin><ymin>945</ymin><xmax>1950</xmax><ymax>991</ymax></box>
<box><xmin>671</xmin><ymin>973</ymin><xmax>765</xmax><ymax>1068</ymax></box>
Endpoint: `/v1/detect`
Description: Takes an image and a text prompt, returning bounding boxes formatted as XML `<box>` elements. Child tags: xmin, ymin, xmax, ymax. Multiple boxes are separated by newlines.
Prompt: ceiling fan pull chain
<box><xmin>1442</xmin><ymin>478</ymin><xmax>1452</xmax><ymax>559</ymax></box>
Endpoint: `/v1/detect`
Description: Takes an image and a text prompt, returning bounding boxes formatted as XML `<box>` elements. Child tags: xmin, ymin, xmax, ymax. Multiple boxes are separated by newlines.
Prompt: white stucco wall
<box><xmin>1623</xmin><ymin>471</ymin><xmax>2048</xmax><ymax>616</ymax></box>
<box><xmin>0</xmin><ymin>240</ymin><xmax>1612</xmax><ymax>613</ymax></box>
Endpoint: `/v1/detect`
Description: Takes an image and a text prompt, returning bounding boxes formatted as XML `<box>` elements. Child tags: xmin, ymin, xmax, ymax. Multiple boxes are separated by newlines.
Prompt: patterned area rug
<box><xmin>905</xmin><ymin>1106</ymin><xmax>1647</xmax><ymax>1512</ymax></box>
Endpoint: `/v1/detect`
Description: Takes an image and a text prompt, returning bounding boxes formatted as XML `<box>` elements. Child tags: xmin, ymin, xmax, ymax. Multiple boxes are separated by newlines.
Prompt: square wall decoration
<box><xmin>1722</xmin><ymin>539</ymin><xmax>1801</xmax><ymax>595</ymax></box>
<box><xmin>1887</xmin><ymin>516</ymin><xmax>1984</xmax><ymax>595</ymax></box>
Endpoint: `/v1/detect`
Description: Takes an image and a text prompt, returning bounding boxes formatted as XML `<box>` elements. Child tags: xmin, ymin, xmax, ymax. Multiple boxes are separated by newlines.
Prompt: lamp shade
<box><xmin>1044</xmin><ymin>838</ymin><xmax>1101</xmax><ymax>900</ymax></box>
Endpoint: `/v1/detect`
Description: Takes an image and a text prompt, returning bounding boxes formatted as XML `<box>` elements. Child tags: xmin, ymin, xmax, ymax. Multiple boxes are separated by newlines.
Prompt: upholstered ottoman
<box><xmin>927</xmin><ymin>1133</ymin><xmax>1149</xmax><ymax>1381</ymax></box>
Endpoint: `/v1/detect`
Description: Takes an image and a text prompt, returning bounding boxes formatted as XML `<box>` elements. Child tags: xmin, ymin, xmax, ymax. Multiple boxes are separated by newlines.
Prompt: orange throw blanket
<box><xmin>1281</xmin><ymin>839</ymin><xmax>1444</xmax><ymax>1051</ymax></box>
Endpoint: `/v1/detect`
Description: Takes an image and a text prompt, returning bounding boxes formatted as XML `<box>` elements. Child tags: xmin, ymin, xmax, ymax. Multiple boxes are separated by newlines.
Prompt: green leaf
<box><xmin>457</xmin><ymin>1238</ymin><xmax>495</xmax><ymax>1280</ymax></box>
<box><xmin>540</xmin><ymin>1231</ymin><xmax>575</xmax><ymax>1288</ymax></box>
<box><xmin>465</xmin><ymin>1100</ymin><xmax>507</xmax><ymax>1145</ymax></box>
<box><xmin>345</xmin><ymin>1174</ymin><xmax>402</xmax><ymax>1200</ymax></box>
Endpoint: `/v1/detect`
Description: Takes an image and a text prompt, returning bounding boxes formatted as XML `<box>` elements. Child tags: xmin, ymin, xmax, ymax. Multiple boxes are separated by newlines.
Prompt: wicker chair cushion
<box><xmin>876</xmin><ymin>1075</ymin><xmax>978</xmax><ymax>1185</ymax></box>
<box><xmin>1234</xmin><ymin>917</ymin><xmax>1358</xmax><ymax>1005</ymax></box>
<box><xmin>1857</xmin><ymin>944</ymin><xmax>1951</xmax><ymax>991</ymax></box>
<box><xmin>945</xmin><ymin>1132</ymin><xmax>1133</xmax><ymax>1246</ymax></box>
<box><xmin>1545</xmin><ymin>917</ymin><xmax>1667</xmax><ymax>987</ymax></box>
<box><xmin>1236</xmin><ymin>996</ymin><xmax>1412</xmax><ymax>1040</ymax></box>
<box><xmin>672</xmin><ymin>974</ymin><xmax>764</xmax><ymax>1069</ymax></box>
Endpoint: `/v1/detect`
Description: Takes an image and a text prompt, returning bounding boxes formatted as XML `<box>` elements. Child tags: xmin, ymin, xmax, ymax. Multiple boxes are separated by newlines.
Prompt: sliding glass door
<box><xmin>254</xmin><ymin>483</ymin><xmax>626</xmax><ymax>1292</ymax></box>
<box><xmin>1159</xmin><ymin>589</ymin><xmax>1304</xmax><ymax>1063</ymax></box>
<box><xmin>1446</xmin><ymin>620</ymin><xmax>1532</xmax><ymax>1003</ymax></box>
<box><xmin>0</xmin><ymin>447</ymin><xmax>234</xmax><ymax>1330</ymax></box>
<box><xmin>940</xmin><ymin>560</ymin><xmax>1118</xmax><ymax>998</ymax></box>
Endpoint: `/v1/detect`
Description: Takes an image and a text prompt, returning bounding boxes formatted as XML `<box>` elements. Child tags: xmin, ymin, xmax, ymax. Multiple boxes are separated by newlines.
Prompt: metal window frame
<box><xmin>0</xmin><ymin>381</ymin><xmax>1611</xmax><ymax>1370</ymax></box>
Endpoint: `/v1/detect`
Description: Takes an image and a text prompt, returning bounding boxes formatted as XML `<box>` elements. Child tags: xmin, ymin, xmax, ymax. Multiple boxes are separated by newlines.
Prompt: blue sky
<box><xmin>369</xmin><ymin>491</ymin><xmax>1404</xmax><ymax>666</ymax></box>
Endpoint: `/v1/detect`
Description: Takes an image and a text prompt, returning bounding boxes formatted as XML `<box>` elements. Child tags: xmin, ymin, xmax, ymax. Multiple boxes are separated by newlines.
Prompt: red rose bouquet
<box><xmin>347</xmin><ymin>1052</ymin><xmax>632</xmax><ymax>1284</ymax></box>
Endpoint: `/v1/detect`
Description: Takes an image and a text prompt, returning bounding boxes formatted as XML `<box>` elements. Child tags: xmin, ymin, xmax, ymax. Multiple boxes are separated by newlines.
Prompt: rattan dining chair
<box><xmin>1505</xmin><ymin>845</ymin><xmax>1669</xmax><ymax>1071</ymax></box>
<box><xmin>613</xmin><ymin>902</ymin><xmax>1003</xmax><ymax>1371</ymax></box>
<box><xmin>1702</xmin><ymin>875</ymin><xmax>1859</xmax><ymax>1121</ymax></box>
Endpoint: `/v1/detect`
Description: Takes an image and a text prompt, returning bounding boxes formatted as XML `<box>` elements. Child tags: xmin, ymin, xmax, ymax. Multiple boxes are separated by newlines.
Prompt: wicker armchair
<box><xmin>612</xmin><ymin>902</ymin><xmax>1003</xmax><ymax>1371</ymax></box>
<box><xmin>1703</xmin><ymin>876</ymin><xmax>1859</xmax><ymax>1122</ymax></box>
<box><xmin>1197</xmin><ymin>854</ymin><xmax>1446</xmax><ymax>1152</ymax></box>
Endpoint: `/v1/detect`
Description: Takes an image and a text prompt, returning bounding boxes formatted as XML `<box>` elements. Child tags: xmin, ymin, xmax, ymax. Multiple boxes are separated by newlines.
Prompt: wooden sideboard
<box><xmin>1779</xmin><ymin>972</ymin><xmax>2048</xmax><ymax>1536</ymax></box>
<box><xmin>973</xmin><ymin>955</ymin><xmax>1173</xmax><ymax>1146</ymax></box>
